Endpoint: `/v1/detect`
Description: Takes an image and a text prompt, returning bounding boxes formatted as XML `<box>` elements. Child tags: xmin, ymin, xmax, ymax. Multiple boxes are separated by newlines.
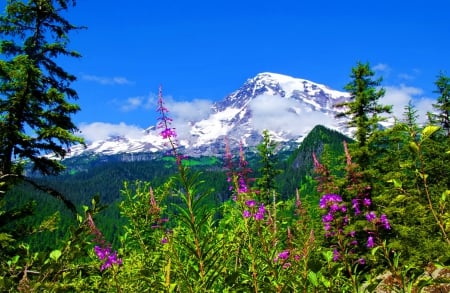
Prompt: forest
<box><xmin>1</xmin><ymin>1</ymin><xmax>450</xmax><ymax>292</ymax></box>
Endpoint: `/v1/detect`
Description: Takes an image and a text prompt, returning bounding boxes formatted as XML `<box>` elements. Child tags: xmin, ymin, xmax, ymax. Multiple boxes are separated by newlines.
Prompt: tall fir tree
<box><xmin>0</xmin><ymin>0</ymin><xmax>84</xmax><ymax>194</ymax></box>
<box><xmin>432</xmin><ymin>71</ymin><xmax>450</xmax><ymax>136</ymax></box>
<box><xmin>256</xmin><ymin>129</ymin><xmax>282</xmax><ymax>204</ymax></box>
<box><xmin>335</xmin><ymin>61</ymin><xmax>392</xmax><ymax>170</ymax></box>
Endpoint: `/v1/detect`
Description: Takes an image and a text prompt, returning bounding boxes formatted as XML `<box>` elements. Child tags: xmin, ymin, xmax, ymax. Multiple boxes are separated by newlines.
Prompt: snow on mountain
<box><xmin>68</xmin><ymin>72</ymin><xmax>351</xmax><ymax>157</ymax></box>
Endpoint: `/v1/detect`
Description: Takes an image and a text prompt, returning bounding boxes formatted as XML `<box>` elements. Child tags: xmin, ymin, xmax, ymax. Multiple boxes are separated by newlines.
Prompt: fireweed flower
<box><xmin>278</xmin><ymin>250</ymin><xmax>290</xmax><ymax>260</ymax></box>
<box><xmin>362</xmin><ymin>198</ymin><xmax>371</xmax><ymax>207</ymax></box>
<box><xmin>88</xmin><ymin>214</ymin><xmax>122</xmax><ymax>271</ymax></box>
<box><xmin>380</xmin><ymin>214</ymin><xmax>391</xmax><ymax>229</ymax></box>
<box><xmin>366</xmin><ymin>211</ymin><xmax>377</xmax><ymax>223</ymax></box>
<box><xmin>367</xmin><ymin>236</ymin><xmax>375</xmax><ymax>248</ymax></box>
<box><xmin>274</xmin><ymin>250</ymin><xmax>290</xmax><ymax>263</ymax></box>
<box><xmin>254</xmin><ymin>203</ymin><xmax>265</xmax><ymax>220</ymax></box>
<box><xmin>157</xmin><ymin>86</ymin><xmax>176</xmax><ymax>139</ymax></box>
<box><xmin>332</xmin><ymin>249</ymin><xmax>340</xmax><ymax>261</ymax></box>
<box><xmin>238</xmin><ymin>176</ymin><xmax>248</xmax><ymax>194</ymax></box>
<box><xmin>245</xmin><ymin>199</ymin><xmax>256</xmax><ymax>208</ymax></box>
<box><xmin>322</xmin><ymin>213</ymin><xmax>334</xmax><ymax>223</ymax></box>
<box><xmin>319</xmin><ymin>194</ymin><xmax>342</xmax><ymax>208</ymax></box>
<box><xmin>243</xmin><ymin>210</ymin><xmax>251</xmax><ymax>218</ymax></box>
<box><xmin>94</xmin><ymin>246</ymin><xmax>123</xmax><ymax>271</ymax></box>
<box><xmin>352</xmin><ymin>198</ymin><xmax>361</xmax><ymax>215</ymax></box>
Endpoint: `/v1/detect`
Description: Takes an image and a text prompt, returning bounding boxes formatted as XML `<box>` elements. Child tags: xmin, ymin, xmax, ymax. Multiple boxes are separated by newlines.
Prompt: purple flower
<box><xmin>319</xmin><ymin>194</ymin><xmax>342</xmax><ymax>209</ymax></box>
<box><xmin>362</xmin><ymin>198</ymin><xmax>371</xmax><ymax>207</ymax></box>
<box><xmin>161</xmin><ymin>237</ymin><xmax>168</xmax><ymax>244</ymax></box>
<box><xmin>243</xmin><ymin>210</ymin><xmax>251</xmax><ymax>218</ymax></box>
<box><xmin>366</xmin><ymin>211</ymin><xmax>377</xmax><ymax>223</ymax></box>
<box><xmin>358</xmin><ymin>258</ymin><xmax>366</xmax><ymax>265</ymax></box>
<box><xmin>352</xmin><ymin>198</ymin><xmax>361</xmax><ymax>215</ymax></box>
<box><xmin>278</xmin><ymin>250</ymin><xmax>290</xmax><ymax>260</ymax></box>
<box><xmin>100</xmin><ymin>251</ymin><xmax>122</xmax><ymax>271</ymax></box>
<box><xmin>322</xmin><ymin>213</ymin><xmax>334</xmax><ymax>223</ymax></box>
<box><xmin>245</xmin><ymin>200</ymin><xmax>256</xmax><ymax>208</ymax></box>
<box><xmin>329</xmin><ymin>203</ymin><xmax>340</xmax><ymax>213</ymax></box>
<box><xmin>367</xmin><ymin>236</ymin><xmax>375</xmax><ymax>248</ymax></box>
<box><xmin>161</xmin><ymin>128</ymin><xmax>176</xmax><ymax>139</ymax></box>
<box><xmin>238</xmin><ymin>177</ymin><xmax>248</xmax><ymax>193</ymax></box>
<box><xmin>343</xmin><ymin>215</ymin><xmax>349</xmax><ymax>225</ymax></box>
<box><xmin>332</xmin><ymin>249</ymin><xmax>340</xmax><ymax>261</ymax></box>
<box><xmin>258</xmin><ymin>203</ymin><xmax>265</xmax><ymax>214</ymax></box>
<box><xmin>94</xmin><ymin>246</ymin><xmax>122</xmax><ymax>271</ymax></box>
<box><xmin>254</xmin><ymin>211</ymin><xmax>264</xmax><ymax>221</ymax></box>
<box><xmin>94</xmin><ymin>245</ymin><xmax>108</xmax><ymax>260</ymax></box>
<box><xmin>380</xmin><ymin>214</ymin><xmax>391</xmax><ymax>230</ymax></box>
<box><xmin>254</xmin><ymin>203</ymin><xmax>265</xmax><ymax>220</ymax></box>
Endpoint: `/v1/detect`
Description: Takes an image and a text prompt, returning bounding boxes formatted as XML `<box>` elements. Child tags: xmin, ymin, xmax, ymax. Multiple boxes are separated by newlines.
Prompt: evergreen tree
<box><xmin>335</xmin><ymin>62</ymin><xmax>392</xmax><ymax>170</ymax></box>
<box><xmin>256</xmin><ymin>129</ymin><xmax>282</xmax><ymax>204</ymax></box>
<box><xmin>432</xmin><ymin>71</ymin><xmax>450</xmax><ymax>136</ymax></box>
<box><xmin>0</xmin><ymin>0</ymin><xmax>83</xmax><ymax>193</ymax></box>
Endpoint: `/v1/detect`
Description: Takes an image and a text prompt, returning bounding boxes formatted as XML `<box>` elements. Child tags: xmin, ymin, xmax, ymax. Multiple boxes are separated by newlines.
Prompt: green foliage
<box><xmin>2</xmin><ymin>56</ymin><xmax>450</xmax><ymax>291</ymax></box>
<box><xmin>256</xmin><ymin>129</ymin><xmax>282</xmax><ymax>204</ymax></box>
<box><xmin>335</xmin><ymin>61</ymin><xmax>392</xmax><ymax>170</ymax></box>
<box><xmin>0</xmin><ymin>0</ymin><xmax>84</xmax><ymax>182</ymax></box>
<box><xmin>432</xmin><ymin>71</ymin><xmax>450</xmax><ymax>136</ymax></box>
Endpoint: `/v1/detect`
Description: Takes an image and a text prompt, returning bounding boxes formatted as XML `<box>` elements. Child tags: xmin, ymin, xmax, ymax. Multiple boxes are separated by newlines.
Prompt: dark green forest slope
<box><xmin>4</xmin><ymin>125</ymin><xmax>347</xmax><ymax>248</ymax></box>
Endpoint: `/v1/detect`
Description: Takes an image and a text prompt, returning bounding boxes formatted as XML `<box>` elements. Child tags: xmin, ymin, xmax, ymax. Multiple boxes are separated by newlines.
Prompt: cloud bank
<box><xmin>78</xmin><ymin>97</ymin><xmax>213</xmax><ymax>142</ymax></box>
<box><xmin>82</xmin><ymin>74</ymin><xmax>134</xmax><ymax>85</ymax></box>
<box><xmin>248</xmin><ymin>95</ymin><xmax>335</xmax><ymax>135</ymax></box>
<box><xmin>78</xmin><ymin>122</ymin><xmax>144</xmax><ymax>142</ymax></box>
<box><xmin>382</xmin><ymin>84</ymin><xmax>434</xmax><ymax>123</ymax></box>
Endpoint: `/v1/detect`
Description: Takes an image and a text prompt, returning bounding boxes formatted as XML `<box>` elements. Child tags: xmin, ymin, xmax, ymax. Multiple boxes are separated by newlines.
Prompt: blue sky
<box><xmin>2</xmin><ymin>0</ymin><xmax>450</xmax><ymax>141</ymax></box>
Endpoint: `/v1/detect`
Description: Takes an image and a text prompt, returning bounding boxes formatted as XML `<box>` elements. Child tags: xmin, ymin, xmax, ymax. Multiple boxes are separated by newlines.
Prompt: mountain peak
<box><xmin>69</xmin><ymin>72</ymin><xmax>352</xmax><ymax>158</ymax></box>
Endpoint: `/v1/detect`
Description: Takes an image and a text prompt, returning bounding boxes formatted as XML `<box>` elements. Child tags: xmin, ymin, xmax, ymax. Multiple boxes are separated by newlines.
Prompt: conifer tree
<box><xmin>256</xmin><ymin>129</ymin><xmax>282</xmax><ymax>204</ymax></box>
<box><xmin>432</xmin><ymin>71</ymin><xmax>450</xmax><ymax>136</ymax></box>
<box><xmin>0</xmin><ymin>0</ymin><xmax>83</xmax><ymax>193</ymax></box>
<box><xmin>335</xmin><ymin>62</ymin><xmax>392</xmax><ymax>170</ymax></box>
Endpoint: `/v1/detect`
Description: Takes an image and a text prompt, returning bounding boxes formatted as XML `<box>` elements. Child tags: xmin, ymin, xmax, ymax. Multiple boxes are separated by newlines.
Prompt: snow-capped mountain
<box><xmin>68</xmin><ymin>72</ymin><xmax>351</xmax><ymax>157</ymax></box>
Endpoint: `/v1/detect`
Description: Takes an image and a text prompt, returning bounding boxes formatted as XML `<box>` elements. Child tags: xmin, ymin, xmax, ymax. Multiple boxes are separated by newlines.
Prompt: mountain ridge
<box><xmin>67</xmin><ymin>72</ymin><xmax>352</xmax><ymax>158</ymax></box>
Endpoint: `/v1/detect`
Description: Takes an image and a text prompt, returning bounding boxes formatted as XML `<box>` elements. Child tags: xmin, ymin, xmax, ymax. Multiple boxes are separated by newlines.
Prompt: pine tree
<box><xmin>0</xmin><ymin>0</ymin><xmax>84</xmax><ymax>193</ymax></box>
<box><xmin>335</xmin><ymin>62</ymin><xmax>392</xmax><ymax>170</ymax></box>
<box><xmin>432</xmin><ymin>71</ymin><xmax>450</xmax><ymax>136</ymax></box>
<box><xmin>256</xmin><ymin>129</ymin><xmax>282</xmax><ymax>204</ymax></box>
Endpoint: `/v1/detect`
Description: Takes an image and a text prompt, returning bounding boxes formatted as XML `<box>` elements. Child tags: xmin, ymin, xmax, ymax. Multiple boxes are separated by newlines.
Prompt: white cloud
<box><xmin>160</xmin><ymin>98</ymin><xmax>212</xmax><ymax>139</ymax></box>
<box><xmin>114</xmin><ymin>93</ymin><xmax>156</xmax><ymax>112</ymax></box>
<box><xmin>382</xmin><ymin>85</ymin><xmax>434</xmax><ymax>123</ymax></box>
<box><xmin>82</xmin><ymin>74</ymin><xmax>134</xmax><ymax>85</ymax></box>
<box><xmin>78</xmin><ymin>122</ymin><xmax>144</xmax><ymax>142</ymax></box>
<box><xmin>120</xmin><ymin>96</ymin><xmax>144</xmax><ymax>112</ymax></box>
<box><xmin>248</xmin><ymin>95</ymin><xmax>335</xmax><ymax>135</ymax></box>
<box><xmin>373</xmin><ymin>63</ymin><xmax>390</xmax><ymax>72</ymax></box>
<box><xmin>166</xmin><ymin>98</ymin><xmax>213</xmax><ymax>122</ymax></box>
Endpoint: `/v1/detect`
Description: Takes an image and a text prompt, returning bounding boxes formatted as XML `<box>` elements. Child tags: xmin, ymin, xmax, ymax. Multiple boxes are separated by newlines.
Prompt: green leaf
<box><xmin>49</xmin><ymin>249</ymin><xmax>62</xmax><ymax>261</ymax></box>
<box><xmin>307</xmin><ymin>271</ymin><xmax>318</xmax><ymax>287</ymax></box>
<box><xmin>387</xmin><ymin>179</ymin><xmax>402</xmax><ymax>189</ymax></box>
<box><xmin>442</xmin><ymin>190</ymin><xmax>450</xmax><ymax>202</ymax></box>
<box><xmin>371</xmin><ymin>246</ymin><xmax>381</xmax><ymax>256</ymax></box>
<box><xmin>409</xmin><ymin>141</ymin><xmax>419</xmax><ymax>154</ymax></box>
<box><xmin>421</xmin><ymin>125</ymin><xmax>440</xmax><ymax>141</ymax></box>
